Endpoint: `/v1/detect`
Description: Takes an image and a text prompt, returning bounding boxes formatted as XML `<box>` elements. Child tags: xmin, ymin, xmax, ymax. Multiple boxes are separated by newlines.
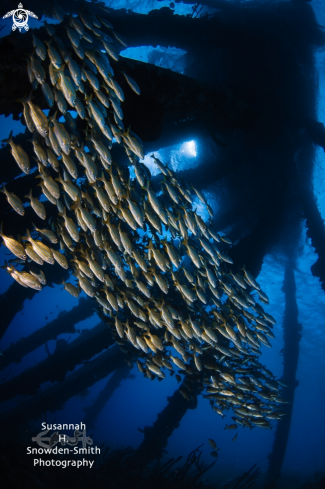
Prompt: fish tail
<box><xmin>24</xmin><ymin>189</ymin><xmax>32</xmax><ymax>200</ymax></box>
<box><xmin>49</xmin><ymin>110</ymin><xmax>58</xmax><ymax>124</ymax></box>
<box><xmin>25</xmin><ymin>91</ymin><xmax>33</xmax><ymax>104</ymax></box>
<box><xmin>58</xmin><ymin>63</ymin><xmax>65</xmax><ymax>72</ymax></box>
<box><xmin>55</xmin><ymin>172</ymin><xmax>63</xmax><ymax>183</ymax></box>
<box><xmin>121</xmin><ymin>126</ymin><xmax>130</xmax><ymax>138</ymax></box>
<box><xmin>15</xmin><ymin>94</ymin><xmax>28</xmax><ymax>105</ymax></box>
<box><xmin>23</xmin><ymin>228</ymin><xmax>31</xmax><ymax>242</ymax></box>
<box><xmin>101</xmin><ymin>84</ymin><xmax>109</xmax><ymax>94</ymax></box>
<box><xmin>1</xmin><ymin>131</ymin><xmax>13</xmax><ymax>144</ymax></box>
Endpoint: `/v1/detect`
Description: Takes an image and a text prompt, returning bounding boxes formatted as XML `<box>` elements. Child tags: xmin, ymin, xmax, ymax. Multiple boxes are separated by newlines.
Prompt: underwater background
<box><xmin>0</xmin><ymin>0</ymin><xmax>325</xmax><ymax>487</ymax></box>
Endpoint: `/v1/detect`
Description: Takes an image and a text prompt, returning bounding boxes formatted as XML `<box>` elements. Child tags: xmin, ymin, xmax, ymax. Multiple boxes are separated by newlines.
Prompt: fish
<box><xmin>23</xmin><ymin>229</ymin><xmax>54</xmax><ymax>265</ymax></box>
<box><xmin>147</xmin><ymin>363</ymin><xmax>165</xmax><ymax>378</ymax></box>
<box><xmin>64</xmin><ymin>112</ymin><xmax>77</xmax><ymax>134</ymax></box>
<box><xmin>2</xmin><ymin>131</ymin><xmax>30</xmax><ymax>174</ymax></box>
<box><xmin>89</xmin><ymin>182</ymin><xmax>110</xmax><ymax>212</ymax></box>
<box><xmin>0</xmin><ymin>185</ymin><xmax>25</xmax><ymax>216</ymax></box>
<box><xmin>22</xmin><ymin>92</ymin><xmax>49</xmax><ymax>138</ymax></box>
<box><xmin>74</xmin><ymin>270</ymin><xmax>95</xmax><ymax>297</ymax></box>
<box><xmin>83</xmin><ymin>68</ymin><xmax>100</xmax><ymax>91</ymax></box>
<box><xmin>38</xmin><ymin>182</ymin><xmax>57</xmax><ymax>205</ymax></box>
<box><xmin>41</xmin><ymin>82</ymin><xmax>55</xmax><ymax>108</ymax></box>
<box><xmin>73</xmin><ymin>203</ymin><xmax>96</xmax><ymax>232</ymax></box>
<box><xmin>224</xmin><ymin>424</ymin><xmax>238</xmax><ymax>430</ymax></box>
<box><xmin>57</xmin><ymin>69</ymin><xmax>77</xmax><ymax>107</ymax></box>
<box><xmin>170</xmin><ymin>355</ymin><xmax>186</xmax><ymax>370</ymax></box>
<box><xmin>59</xmin><ymin>206</ymin><xmax>79</xmax><ymax>242</ymax></box>
<box><xmin>36</xmin><ymin>166</ymin><xmax>60</xmax><ymax>200</ymax></box>
<box><xmin>29</xmin><ymin>268</ymin><xmax>46</xmax><ymax>285</ymax></box>
<box><xmin>65</xmin><ymin>54</ymin><xmax>82</xmax><ymax>87</ymax></box>
<box><xmin>66</xmin><ymin>26</ymin><xmax>81</xmax><ymax>48</ymax></box>
<box><xmin>54</xmin><ymin>88</ymin><xmax>67</xmax><ymax>114</ymax></box>
<box><xmin>48</xmin><ymin>125</ymin><xmax>62</xmax><ymax>157</ymax></box>
<box><xmin>71</xmin><ymin>42</ymin><xmax>85</xmax><ymax>60</ymax></box>
<box><xmin>32</xmin><ymin>223</ymin><xmax>58</xmax><ymax>244</ymax></box>
<box><xmin>28</xmin><ymin>134</ymin><xmax>48</xmax><ymax>167</ymax></box>
<box><xmin>95</xmin><ymin>89</ymin><xmax>110</xmax><ymax>108</ymax></box>
<box><xmin>49</xmin><ymin>63</ymin><xmax>60</xmax><ymax>87</ymax></box>
<box><xmin>52</xmin><ymin>249</ymin><xmax>68</xmax><ymax>269</ymax></box>
<box><xmin>29</xmin><ymin>53</ymin><xmax>46</xmax><ymax>84</ymax></box>
<box><xmin>61</xmin><ymin>152</ymin><xmax>78</xmax><ymax>179</ymax></box>
<box><xmin>44</xmin><ymin>39</ymin><xmax>62</xmax><ymax>69</ymax></box>
<box><xmin>208</xmin><ymin>438</ymin><xmax>217</xmax><ymax>449</ymax></box>
<box><xmin>87</xmin><ymin>135</ymin><xmax>112</xmax><ymax>168</ymax></box>
<box><xmin>51</xmin><ymin>112</ymin><xmax>71</xmax><ymax>155</ymax></box>
<box><xmin>101</xmin><ymin>40</ymin><xmax>118</xmax><ymax>62</ymax></box>
<box><xmin>113</xmin><ymin>31</ymin><xmax>128</xmax><ymax>47</ymax></box>
<box><xmin>121</xmin><ymin>71</ymin><xmax>140</xmax><ymax>95</ymax></box>
<box><xmin>55</xmin><ymin>173</ymin><xmax>79</xmax><ymax>201</ymax></box>
<box><xmin>5</xmin><ymin>262</ymin><xmax>42</xmax><ymax>290</ymax></box>
<box><xmin>24</xmin><ymin>189</ymin><xmax>46</xmax><ymax>220</ymax></box>
<box><xmin>69</xmin><ymin>16</ymin><xmax>85</xmax><ymax>36</ymax></box>
<box><xmin>61</xmin><ymin>280</ymin><xmax>79</xmax><ymax>297</ymax></box>
<box><xmin>74</xmin><ymin>98</ymin><xmax>86</xmax><ymax>119</ymax></box>
<box><xmin>46</xmin><ymin>148</ymin><xmax>60</xmax><ymax>172</ymax></box>
<box><xmin>17</xmin><ymin>97</ymin><xmax>36</xmax><ymax>133</ymax></box>
<box><xmin>32</xmin><ymin>35</ymin><xmax>46</xmax><ymax>60</ymax></box>
<box><xmin>0</xmin><ymin>223</ymin><xmax>26</xmax><ymax>260</ymax></box>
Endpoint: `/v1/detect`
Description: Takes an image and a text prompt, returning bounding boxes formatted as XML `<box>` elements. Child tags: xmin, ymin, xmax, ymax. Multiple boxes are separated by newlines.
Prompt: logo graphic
<box><xmin>32</xmin><ymin>429</ymin><xmax>94</xmax><ymax>449</ymax></box>
<box><xmin>2</xmin><ymin>3</ymin><xmax>38</xmax><ymax>32</ymax></box>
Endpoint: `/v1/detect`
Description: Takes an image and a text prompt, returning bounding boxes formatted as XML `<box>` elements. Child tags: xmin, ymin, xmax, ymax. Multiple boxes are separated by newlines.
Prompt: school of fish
<box><xmin>0</xmin><ymin>4</ymin><xmax>287</xmax><ymax>431</ymax></box>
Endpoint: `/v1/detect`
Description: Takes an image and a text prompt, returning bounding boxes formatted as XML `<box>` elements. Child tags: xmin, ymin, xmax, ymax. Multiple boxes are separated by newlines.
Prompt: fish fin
<box><xmin>54</xmin><ymin>172</ymin><xmax>63</xmax><ymax>183</ymax></box>
<box><xmin>24</xmin><ymin>91</ymin><xmax>33</xmax><ymax>104</ymax></box>
<box><xmin>59</xmin><ymin>206</ymin><xmax>67</xmax><ymax>218</ymax></box>
<box><xmin>24</xmin><ymin>189</ymin><xmax>32</xmax><ymax>200</ymax></box>
<box><xmin>22</xmin><ymin>229</ymin><xmax>31</xmax><ymax>242</ymax></box>
<box><xmin>15</xmin><ymin>94</ymin><xmax>28</xmax><ymax>105</ymax></box>
<box><xmin>1</xmin><ymin>131</ymin><xmax>13</xmax><ymax>144</ymax></box>
<box><xmin>49</xmin><ymin>110</ymin><xmax>58</xmax><ymax>124</ymax></box>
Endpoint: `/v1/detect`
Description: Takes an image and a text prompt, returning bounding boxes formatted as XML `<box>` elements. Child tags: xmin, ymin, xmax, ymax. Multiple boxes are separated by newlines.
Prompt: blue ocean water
<box><xmin>0</xmin><ymin>0</ymin><xmax>325</xmax><ymax>486</ymax></box>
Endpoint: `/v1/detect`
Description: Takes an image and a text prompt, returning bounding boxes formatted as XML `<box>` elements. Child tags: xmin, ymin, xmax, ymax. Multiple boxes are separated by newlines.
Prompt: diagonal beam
<box><xmin>0</xmin><ymin>344</ymin><xmax>126</xmax><ymax>430</ymax></box>
<box><xmin>0</xmin><ymin>297</ymin><xmax>96</xmax><ymax>367</ymax></box>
